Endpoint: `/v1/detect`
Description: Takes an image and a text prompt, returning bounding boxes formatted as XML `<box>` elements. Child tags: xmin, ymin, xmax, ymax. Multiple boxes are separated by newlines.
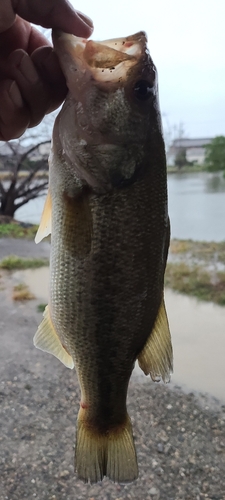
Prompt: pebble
<box><xmin>148</xmin><ymin>486</ymin><xmax>160</xmax><ymax>498</ymax></box>
<box><xmin>157</xmin><ymin>443</ymin><xmax>164</xmax><ymax>453</ymax></box>
<box><xmin>59</xmin><ymin>470</ymin><xmax>70</xmax><ymax>478</ymax></box>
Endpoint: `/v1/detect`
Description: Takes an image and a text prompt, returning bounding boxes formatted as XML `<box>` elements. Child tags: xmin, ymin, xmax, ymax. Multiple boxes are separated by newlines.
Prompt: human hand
<box><xmin>0</xmin><ymin>0</ymin><xmax>93</xmax><ymax>140</ymax></box>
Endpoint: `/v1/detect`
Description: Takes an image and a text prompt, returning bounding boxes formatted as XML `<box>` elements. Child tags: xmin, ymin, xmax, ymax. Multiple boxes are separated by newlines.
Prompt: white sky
<box><xmin>70</xmin><ymin>0</ymin><xmax>225</xmax><ymax>139</ymax></box>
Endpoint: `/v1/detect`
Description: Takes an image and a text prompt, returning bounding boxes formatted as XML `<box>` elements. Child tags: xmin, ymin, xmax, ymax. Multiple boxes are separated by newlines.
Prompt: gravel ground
<box><xmin>0</xmin><ymin>238</ymin><xmax>225</xmax><ymax>500</ymax></box>
<box><xmin>0</xmin><ymin>238</ymin><xmax>50</xmax><ymax>261</ymax></box>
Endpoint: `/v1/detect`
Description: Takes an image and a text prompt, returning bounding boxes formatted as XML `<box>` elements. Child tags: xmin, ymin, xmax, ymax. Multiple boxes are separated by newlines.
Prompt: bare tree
<box><xmin>0</xmin><ymin>111</ymin><xmax>57</xmax><ymax>219</ymax></box>
<box><xmin>0</xmin><ymin>140</ymin><xmax>50</xmax><ymax>218</ymax></box>
<box><xmin>162</xmin><ymin>115</ymin><xmax>186</xmax><ymax>154</ymax></box>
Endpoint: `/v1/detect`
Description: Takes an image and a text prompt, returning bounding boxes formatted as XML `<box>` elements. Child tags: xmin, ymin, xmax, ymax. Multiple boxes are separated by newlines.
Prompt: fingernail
<box><xmin>8</xmin><ymin>81</ymin><xmax>23</xmax><ymax>108</ymax></box>
<box><xmin>19</xmin><ymin>53</ymin><xmax>39</xmax><ymax>84</ymax></box>
<box><xmin>77</xmin><ymin>11</ymin><xmax>94</xmax><ymax>30</ymax></box>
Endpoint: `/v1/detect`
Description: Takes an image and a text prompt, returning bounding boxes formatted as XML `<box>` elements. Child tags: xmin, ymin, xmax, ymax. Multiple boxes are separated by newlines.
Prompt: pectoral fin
<box><xmin>138</xmin><ymin>298</ymin><xmax>173</xmax><ymax>383</ymax></box>
<box><xmin>35</xmin><ymin>189</ymin><xmax>52</xmax><ymax>243</ymax></box>
<box><xmin>33</xmin><ymin>305</ymin><xmax>74</xmax><ymax>369</ymax></box>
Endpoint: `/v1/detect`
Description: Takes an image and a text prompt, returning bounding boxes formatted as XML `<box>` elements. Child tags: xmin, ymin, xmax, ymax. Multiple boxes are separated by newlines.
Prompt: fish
<box><xmin>34</xmin><ymin>30</ymin><xmax>173</xmax><ymax>484</ymax></box>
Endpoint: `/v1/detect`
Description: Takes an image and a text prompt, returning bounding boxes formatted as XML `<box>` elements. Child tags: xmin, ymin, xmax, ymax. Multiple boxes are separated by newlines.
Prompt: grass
<box><xmin>170</xmin><ymin>239</ymin><xmax>225</xmax><ymax>264</ymax></box>
<box><xmin>167</xmin><ymin>164</ymin><xmax>207</xmax><ymax>174</ymax></box>
<box><xmin>0</xmin><ymin>255</ymin><xmax>49</xmax><ymax>270</ymax></box>
<box><xmin>166</xmin><ymin>239</ymin><xmax>225</xmax><ymax>306</ymax></box>
<box><xmin>37</xmin><ymin>303</ymin><xmax>47</xmax><ymax>313</ymax></box>
<box><xmin>12</xmin><ymin>283</ymin><xmax>35</xmax><ymax>301</ymax></box>
<box><xmin>0</xmin><ymin>223</ymin><xmax>39</xmax><ymax>239</ymax></box>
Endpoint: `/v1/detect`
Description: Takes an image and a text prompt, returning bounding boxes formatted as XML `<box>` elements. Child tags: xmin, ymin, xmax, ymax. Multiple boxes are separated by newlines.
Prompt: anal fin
<box><xmin>138</xmin><ymin>298</ymin><xmax>173</xmax><ymax>382</ymax></box>
<box><xmin>33</xmin><ymin>305</ymin><xmax>74</xmax><ymax>369</ymax></box>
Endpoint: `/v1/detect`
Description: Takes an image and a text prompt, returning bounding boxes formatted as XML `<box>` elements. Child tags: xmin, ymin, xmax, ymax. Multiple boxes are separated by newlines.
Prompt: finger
<box><xmin>0</xmin><ymin>0</ymin><xmax>15</xmax><ymax>32</ymax></box>
<box><xmin>14</xmin><ymin>0</ymin><xmax>93</xmax><ymax>38</ymax></box>
<box><xmin>0</xmin><ymin>79</ymin><xmax>30</xmax><ymax>140</ymax></box>
<box><xmin>0</xmin><ymin>18</ymin><xmax>50</xmax><ymax>62</ymax></box>
<box><xmin>31</xmin><ymin>46</ymin><xmax>68</xmax><ymax>113</ymax></box>
<box><xmin>7</xmin><ymin>49</ymin><xmax>53</xmax><ymax>127</ymax></box>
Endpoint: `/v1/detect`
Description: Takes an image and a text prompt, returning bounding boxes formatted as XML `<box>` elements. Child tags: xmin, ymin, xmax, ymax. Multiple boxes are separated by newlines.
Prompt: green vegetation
<box><xmin>12</xmin><ymin>283</ymin><xmax>35</xmax><ymax>301</ymax></box>
<box><xmin>37</xmin><ymin>303</ymin><xmax>47</xmax><ymax>313</ymax></box>
<box><xmin>166</xmin><ymin>239</ymin><xmax>225</xmax><ymax>306</ymax></box>
<box><xmin>0</xmin><ymin>255</ymin><xmax>49</xmax><ymax>270</ymax></box>
<box><xmin>167</xmin><ymin>164</ymin><xmax>206</xmax><ymax>173</ymax></box>
<box><xmin>204</xmin><ymin>135</ymin><xmax>225</xmax><ymax>172</ymax></box>
<box><xmin>0</xmin><ymin>222</ymin><xmax>39</xmax><ymax>239</ymax></box>
<box><xmin>165</xmin><ymin>262</ymin><xmax>225</xmax><ymax>306</ymax></box>
<box><xmin>170</xmin><ymin>239</ymin><xmax>225</xmax><ymax>264</ymax></box>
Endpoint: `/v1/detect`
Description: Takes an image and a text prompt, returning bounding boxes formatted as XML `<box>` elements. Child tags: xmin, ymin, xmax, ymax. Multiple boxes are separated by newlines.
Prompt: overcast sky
<box><xmin>69</xmin><ymin>0</ymin><xmax>225</xmax><ymax>139</ymax></box>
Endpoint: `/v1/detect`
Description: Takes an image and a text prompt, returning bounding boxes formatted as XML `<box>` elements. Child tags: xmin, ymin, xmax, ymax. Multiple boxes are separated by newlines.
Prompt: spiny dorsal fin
<box><xmin>35</xmin><ymin>189</ymin><xmax>52</xmax><ymax>244</ymax></box>
<box><xmin>33</xmin><ymin>305</ymin><xmax>74</xmax><ymax>369</ymax></box>
<box><xmin>138</xmin><ymin>298</ymin><xmax>173</xmax><ymax>383</ymax></box>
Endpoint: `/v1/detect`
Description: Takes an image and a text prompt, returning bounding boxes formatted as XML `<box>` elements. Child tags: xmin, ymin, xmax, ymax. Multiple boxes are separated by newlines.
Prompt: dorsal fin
<box><xmin>138</xmin><ymin>298</ymin><xmax>173</xmax><ymax>383</ymax></box>
<box><xmin>35</xmin><ymin>189</ymin><xmax>52</xmax><ymax>244</ymax></box>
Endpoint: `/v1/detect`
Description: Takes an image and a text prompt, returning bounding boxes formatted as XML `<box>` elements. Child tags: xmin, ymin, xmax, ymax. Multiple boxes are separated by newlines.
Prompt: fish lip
<box><xmin>52</xmin><ymin>29</ymin><xmax>148</xmax><ymax>54</ymax></box>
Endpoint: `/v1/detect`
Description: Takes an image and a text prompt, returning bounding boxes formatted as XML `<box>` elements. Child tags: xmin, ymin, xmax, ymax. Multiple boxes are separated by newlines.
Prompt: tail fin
<box><xmin>75</xmin><ymin>411</ymin><xmax>138</xmax><ymax>484</ymax></box>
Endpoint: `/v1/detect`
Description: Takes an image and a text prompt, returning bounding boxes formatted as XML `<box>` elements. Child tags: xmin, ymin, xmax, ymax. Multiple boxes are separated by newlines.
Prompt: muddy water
<box><xmin>15</xmin><ymin>267</ymin><xmax>225</xmax><ymax>402</ymax></box>
<box><xmin>165</xmin><ymin>289</ymin><xmax>225</xmax><ymax>402</ymax></box>
<box><xmin>14</xmin><ymin>266</ymin><xmax>50</xmax><ymax>301</ymax></box>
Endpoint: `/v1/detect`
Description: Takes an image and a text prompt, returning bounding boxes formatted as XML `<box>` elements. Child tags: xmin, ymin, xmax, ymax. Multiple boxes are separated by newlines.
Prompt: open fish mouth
<box><xmin>52</xmin><ymin>31</ymin><xmax>148</xmax><ymax>84</ymax></box>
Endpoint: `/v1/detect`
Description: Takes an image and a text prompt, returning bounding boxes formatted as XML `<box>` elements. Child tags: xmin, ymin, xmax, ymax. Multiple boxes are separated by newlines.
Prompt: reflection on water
<box><xmin>16</xmin><ymin>172</ymin><xmax>225</xmax><ymax>242</ymax></box>
<box><xmin>164</xmin><ymin>289</ymin><xmax>225</xmax><ymax>402</ymax></box>
<box><xmin>14</xmin><ymin>268</ymin><xmax>225</xmax><ymax>402</ymax></box>
<box><xmin>136</xmin><ymin>288</ymin><xmax>225</xmax><ymax>403</ymax></box>
<box><xmin>205</xmin><ymin>173</ymin><xmax>225</xmax><ymax>192</ymax></box>
<box><xmin>168</xmin><ymin>171</ymin><xmax>225</xmax><ymax>241</ymax></box>
<box><xmin>14</xmin><ymin>267</ymin><xmax>49</xmax><ymax>301</ymax></box>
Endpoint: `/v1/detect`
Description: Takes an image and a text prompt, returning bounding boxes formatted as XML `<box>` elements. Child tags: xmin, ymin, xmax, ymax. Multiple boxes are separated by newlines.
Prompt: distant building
<box><xmin>167</xmin><ymin>137</ymin><xmax>213</xmax><ymax>166</ymax></box>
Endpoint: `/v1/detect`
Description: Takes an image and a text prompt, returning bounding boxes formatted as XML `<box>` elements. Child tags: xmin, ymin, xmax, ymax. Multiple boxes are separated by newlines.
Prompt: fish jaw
<box><xmin>52</xmin><ymin>30</ymin><xmax>150</xmax><ymax>93</ymax></box>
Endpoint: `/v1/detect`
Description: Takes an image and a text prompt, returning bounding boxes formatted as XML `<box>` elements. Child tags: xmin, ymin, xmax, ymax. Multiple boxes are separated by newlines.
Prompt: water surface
<box><xmin>168</xmin><ymin>171</ymin><xmax>225</xmax><ymax>241</ymax></box>
<box><xmin>16</xmin><ymin>172</ymin><xmax>225</xmax><ymax>242</ymax></box>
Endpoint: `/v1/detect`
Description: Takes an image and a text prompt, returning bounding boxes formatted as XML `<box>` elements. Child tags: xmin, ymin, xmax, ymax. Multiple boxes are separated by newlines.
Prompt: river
<box><xmin>168</xmin><ymin>171</ymin><xmax>225</xmax><ymax>241</ymax></box>
<box><xmin>16</xmin><ymin>171</ymin><xmax>225</xmax><ymax>241</ymax></box>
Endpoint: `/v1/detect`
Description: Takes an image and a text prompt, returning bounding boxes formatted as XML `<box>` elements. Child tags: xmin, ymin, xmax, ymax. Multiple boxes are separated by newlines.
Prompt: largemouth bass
<box><xmin>34</xmin><ymin>30</ymin><xmax>173</xmax><ymax>484</ymax></box>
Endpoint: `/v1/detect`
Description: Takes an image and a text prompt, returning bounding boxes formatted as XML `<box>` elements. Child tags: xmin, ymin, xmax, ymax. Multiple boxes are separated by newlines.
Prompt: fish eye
<box><xmin>134</xmin><ymin>80</ymin><xmax>154</xmax><ymax>101</ymax></box>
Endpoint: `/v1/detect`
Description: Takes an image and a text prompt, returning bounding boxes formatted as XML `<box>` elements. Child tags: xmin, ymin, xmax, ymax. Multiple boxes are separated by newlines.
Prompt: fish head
<box><xmin>52</xmin><ymin>31</ymin><xmax>165</xmax><ymax>190</ymax></box>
